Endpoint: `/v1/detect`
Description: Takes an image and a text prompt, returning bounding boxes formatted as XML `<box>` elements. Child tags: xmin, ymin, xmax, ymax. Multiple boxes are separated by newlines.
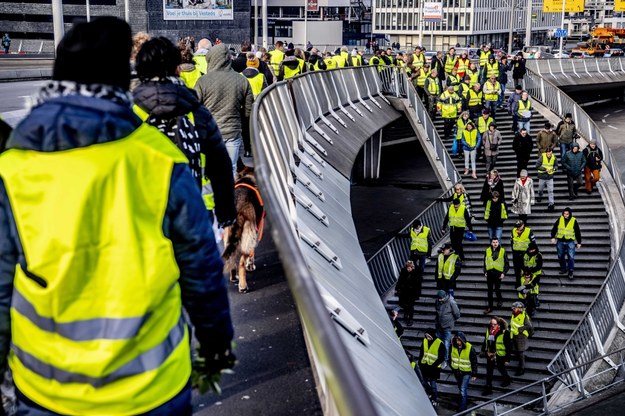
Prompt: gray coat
<box><xmin>435</xmin><ymin>296</ymin><xmax>461</xmax><ymax>331</ymax></box>
<box><xmin>483</xmin><ymin>129</ymin><xmax>503</xmax><ymax>157</ymax></box>
<box><xmin>511</xmin><ymin>177</ymin><xmax>535</xmax><ymax>215</ymax></box>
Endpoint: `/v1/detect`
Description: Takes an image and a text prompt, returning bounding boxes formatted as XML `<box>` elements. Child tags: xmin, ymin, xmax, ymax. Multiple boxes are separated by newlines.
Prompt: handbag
<box><xmin>464</xmin><ymin>231</ymin><xmax>477</xmax><ymax>241</ymax></box>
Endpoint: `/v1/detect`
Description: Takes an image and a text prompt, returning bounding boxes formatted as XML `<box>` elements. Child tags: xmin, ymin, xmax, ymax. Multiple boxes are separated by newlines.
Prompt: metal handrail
<box><xmin>526</xmin><ymin>57</ymin><xmax>625</xmax><ymax>77</ymax></box>
<box><xmin>456</xmin><ymin>345</ymin><xmax>625</xmax><ymax>416</ymax></box>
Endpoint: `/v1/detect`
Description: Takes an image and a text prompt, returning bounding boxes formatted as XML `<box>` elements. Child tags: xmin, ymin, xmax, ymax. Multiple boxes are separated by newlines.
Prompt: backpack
<box><xmin>147</xmin><ymin>114</ymin><xmax>202</xmax><ymax>187</ymax></box>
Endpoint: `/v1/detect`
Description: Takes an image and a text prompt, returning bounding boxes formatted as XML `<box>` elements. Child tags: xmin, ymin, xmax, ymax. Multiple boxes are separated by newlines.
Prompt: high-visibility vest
<box><xmin>468</xmin><ymin>89</ymin><xmax>483</xmax><ymax>107</ymax></box>
<box><xmin>426</xmin><ymin>77</ymin><xmax>441</xmax><ymax>96</ymax></box>
<box><xmin>459</xmin><ymin>82</ymin><xmax>471</xmax><ymax>99</ymax></box>
<box><xmin>438</xmin><ymin>91</ymin><xmax>460</xmax><ymax>118</ymax></box>
<box><xmin>486</xmin><ymin>61</ymin><xmax>500</xmax><ymax>79</ymax></box>
<box><xmin>517</xmin><ymin>99</ymin><xmax>532</xmax><ymax>118</ymax></box>
<box><xmin>412</xmin><ymin>53</ymin><xmax>426</xmax><ymax>70</ymax></box>
<box><xmin>444</xmin><ymin>54</ymin><xmax>458</xmax><ymax>74</ymax></box>
<box><xmin>478</xmin><ymin>116</ymin><xmax>494</xmax><ymax>133</ymax></box>
<box><xmin>0</xmin><ymin>124</ymin><xmax>191</xmax><ymax>414</ymax></box>
<box><xmin>448</xmin><ymin>204</ymin><xmax>466</xmax><ymax>228</ymax></box>
<box><xmin>437</xmin><ymin>253</ymin><xmax>459</xmax><ymax>280</ymax></box>
<box><xmin>456</xmin><ymin>58</ymin><xmax>469</xmax><ymax>74</ymax></box>
<box><xmin>467</xmin><ymin>68</ymin><xmax>480</xmax><ymax>86</ymax></box>
<box><xmin>351</xmin><ymin>55</ymin><xmax>363</xmax><ymax>66</ymax></box>
<box><xmin>510</xmin><ymin>312</ymin><xmax>530</xmax><ymax>337</ymax></box>
<box><xmin>518</xmin><ymin>273</ymin><xmax>539</xmax><ymax>299</ymax></box>
<box><xmin>193</xmin><ymin>54</ymin><xmax>207</xmax><ymax>74</ymax></box>
<box><xmin>485</xmin><ymin>246</ymin><xmax>506</xmax><ymax>272</ymax></box>
<box><xmin>447</xmin><ymin>74</ymin><xmax>461</xmax><ymax>92</ymax></box>
<box><xmin>485</xmin><ymin>200</ymin><xmax>508</xmax><ymax>221</ymax></box>
<box><xmin>462</xmin><ymin>128</ymin><xmax>478</xmax><ymax>148</ymax></box>
<box><xmin>485</xmin><ymin>329</ymin><xmax>508</xmax><ymax>357</ymax></box>
<box><xmin>244</xmin><ymin>71</ymin><xmax>265</xmax><ymax>98</ymax></box>
<box><xmin>556</xmin><ymin>216</ymin><xmax>577</xmax><ymax>240</ymax></box>
<box><xmin>479</xmin><ymin>50</ymin><xmax>491</xmax><ymax>67</ymax></box>
<box><xmin>451</xmin><ymin>342</ymin><xmax>473</xmax><ymax>372</ymax></box>
<box><xmin>538</xmin><ymin>153</ymin><xmax>556</xmax><ymax>175</ymax></box>
<box><xmin>179</xmin><ymin>67</ymin><xmax>203</xmax><ymax>89</ymax></box>
<box><xmin>410</xmin><ymin>226</ymin><xmax>430</xmax><ymax>253</ymax></box>
<box><xmin>457</xmin><ymin>117</ymin><xmax>470</xmax><ymax>137</ymax></box>
<box><xmin>421</xmin><ymin>338</ymin><xmax>443</xmax><ymax>366</ymax></box>
<box><xmin>512</xmin><ymin>227</ymin><xmax>532</xmax><ymax>252</ymax></box>
<box><xmin>484</xmin><ymin>81</ymin><xmax>500</xmax><ymax>101</ymax></box>
<box><xmin>340</xmin><ymin>51</ymin><xmax>350</xmax><ymax>65</ymax></box>
<box><xmin>523</xmin><ymin>253</ymin><xmax>542</xmax><ymax>276</ymax></box>
<box><xmin>333</xmin><ymin>54</ymin><xmax>347</xmax><ymax>68</ymax></box>
<box><xmin>416</xmin><ymin>68</ymin><xmax>429</xmax><ymax>87</ymax></box>
<box><xmin>325</xmin><ymin>57</ymin><xmax>338</xmax><ymax>70</ymax></box>
<box><xmin>283</xmin><ymin>62</ymin><xmax>302</xmax><ymax>79</ymax></box>
<box><xmin>269</xmin><ymin>49</ymin><xmax>285</xmax><ymax>73</ymax></box>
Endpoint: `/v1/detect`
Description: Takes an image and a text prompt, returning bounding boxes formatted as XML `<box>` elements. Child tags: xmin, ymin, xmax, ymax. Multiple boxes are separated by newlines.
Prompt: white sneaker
<box><xmin>441</xmin><ymin>361</ymin><xmax>448</xmax><ymax>369</ymax></box>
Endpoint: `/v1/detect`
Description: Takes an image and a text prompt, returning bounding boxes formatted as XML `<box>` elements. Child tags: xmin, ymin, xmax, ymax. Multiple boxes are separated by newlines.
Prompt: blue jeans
<box><xmin>16</xmin><ymin>381</ymin><xmax>192</xmax><ymax>415</ymax></box>
<box><xmin>560</xmin><ymin>142</ymin><xmax>571</xmax><ymax>160</ymax></box>
<box><xmin>410</xmin><ymin>252</ymin><xmax>428</xmax><ymax>275</ymax></box>
<box><xmin>436</xmin><ymin>329</ymin><xmax>452</xmax><ymax>362</ymax></box>
<box><xmin>518</xmin><ymin>119</ymin><xmax>531</xmax><ymax>133</ymax></box>
<box><xmin>487</xmin><ymin>226</ymin><xmax>503</xmax><ymax>241</ymax></box>
<box><xmin>497</xmin><ymin>83</ymin><xmax>506</xmax><ymax>107</ymax></box>
<box><xmin>454</xmin><ymin>372</ymin><xmax>472</xmax><ymax>411</ymax></box>
<box><xmin>224</xmin><ymin>136</ymin><xmax>243</xmax><ymax>177</ymax></box>
<box><xmin>557</xmin><ymin>240</ymin><xmax>576</xmax><ymax>272</ymax></box>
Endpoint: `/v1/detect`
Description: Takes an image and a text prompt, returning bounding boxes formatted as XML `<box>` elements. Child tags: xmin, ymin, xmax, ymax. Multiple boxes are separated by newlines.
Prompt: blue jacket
<box><xmin>0</xmin><ymin>93</ymin><xmax>233</xmax><ymax>368</ymax></box>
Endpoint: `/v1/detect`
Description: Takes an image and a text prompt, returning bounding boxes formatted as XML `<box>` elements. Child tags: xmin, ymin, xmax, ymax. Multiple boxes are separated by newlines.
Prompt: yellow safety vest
<box><xmin>412</xmin><ymin>53</ymin><xmax>426</xmax><ymax>70</ymax></box>
<box><xmin>510</xmin><ymin>312</ymin><xmax>530</xmax><ymax>337</ymax></box>
<box><xmin>0</xmin><ymin>124</ymin><xmax>191</xmax><ymax>415</ymax></box>
<box><xmin>484</xmin><ymin>81</ymin><xmax>500</xmax><ymax>101</ymax></box>
<box><xmin>421</xmin><ymin>338</ymin><xmax>443</xmax><ymax>367</ymax></box>
<box><xmin>523</xmin><ymin>253</ymin><xmax>542</xmax><ymax>276</ymax></box>
<box><xmin>447</xmin><ymin>74</ymin><xmax>461</xmax><ymax>92</ymax></box>
<box><xmin>410</xmin><ymin>226</ymin><xmax>430</xmax><ymax>253</ymax></box>
<box><xmin>459</xmin><ymin>82</ymin><xmax>471</xmax><ymax>99</ymax></box>
<box><xmin>485</xmin><ymin>246</ymin><xmax>506</xmax><ymax>272</ymax></box>
<box><xmin>512</xmin><ymin>227</ymin><xmax>532</xmax><ymax>252</ymax></box>
<box><xmin>438</xmin><ymin>91</ymin><xmax>461</xmax><ymax>119</ymax></box>
<box><xmin>457</xmin><ymin>58</ymin><xmax>469</xmax><ymax>74</ymax></box>
<box><xmin>518</xmin><ymin>272</ymin><xmax>539</xmax><ymax>299</ymax></box>
<box><xmin>333</xmin><ymin>54</ymin><xmax>347</xmax><ymax>68</ymax></box>
<box><xmin>479</xmin><ymin>50</ymin><xmax>491</xmax><ymax>67</ymax></box>
<box><xmin>193</xmin><ymin>54</ymin><xmax>207</xmax><ymax>74</ymax></box>
<box><xmin>340</xmin><ymin>51</ymin><xmax>350</xmax><ymax>65</ymax></box>
<box><xmin>451</xmin><ymin>342</ymin><xmax>473</xmax><ymax>372</ymax></box>
<box><xmin>517</xmin><ymin>99</ymin><xmax>532</xmax><ymax>119</ymax></box>
<box><xmin>485</xmin><ymin>200</ymin><xmax>508</xmax><ymax>221</ymax></box>
<box><xmin>448</xmin><ymin>204</ymin><xmax>466</xmax><ymax>228</ymax></box>
<box><xmin>179</xmin><ymin>67</ymin><xmax>203</xmax><ymax>89</ymax></box>
<box><xmin>485</xmin><ymin>330</ymin><xmax>508</xmax><ymax>357</ymax></box>
<box><xmin>467</xmin><ymin>68</ymin><xmax>480</xmax><ymax>86</ymax></box>
<box><xmin>437</xmin><ymin>253</ymin><xmax>459</xmax><ymax>280</ymax></box>
<box><xmin>478</xmin><ymin>116</ymin><xmax>494</xmax><ymax>134</ymax></box>
<box><xmin>325</xmin><ymin>57</ymin><xmax>338</xmax><ymax>70</ymax></box>
<box><xmin>468</xmin><ymin>89</ymin><xmax>483</xmax><ymax>107</ymax></box>
<box><xmin>538</xmin><ymin>153</ymin><xmax>556</xmax><ymax>175</ymax></box>
<box><xmin>444</xmin><ymin>54</ymin><xmax>458</xmax><ymax>74</ymax></box>
<box><xmin>351</xmin><ymin>55</ymin><xmax>363</xmax><ymax>66</ymax></box>
<box><xmin>426</xmin><ymin>77</ymin><xmax>441</xmax><ymax>96</ymax></box>
<box><xmin>269</xmin><ymin>49</ymin><xmax>285</xmax><ymax>73</ymax></box>
<box><xmin>244</xmin><ymin>71</ymin><xmax>265</xmax><ymax>98</ymax></box>
<box><xmin>556</xmin><ymin>216</ymin><xmax>577</xmax><ymax>240</ymax></box>
<box><xmin>462</xmin><ymin>129</ymin><xmax>478</xmax><ymax>148</ymax></box>
<box><xmin>283</xmin><ymin>63</ymin><xmax>302</xmax><ymax>79</ymax></box>
<box><xmin>486</xmin><ymin>61</ymin><xmax>500</xmax><ymax>79</ymax></box>
<box><xmin>416</xmin><ymin>68</ymin><xmax>429</xmax><ymax>87</ymax></box>
<box><xmin>457</xmin><ymin>117</ymin><xmax>470</xmax><ymax>137</ymax></box>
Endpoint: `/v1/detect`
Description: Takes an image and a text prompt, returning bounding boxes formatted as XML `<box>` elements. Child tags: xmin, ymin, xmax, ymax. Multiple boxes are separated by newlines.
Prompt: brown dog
<box><xmin>222</xmin><ymin>166</ymin><xmax>264</xmax><ymax>293</ymax></box>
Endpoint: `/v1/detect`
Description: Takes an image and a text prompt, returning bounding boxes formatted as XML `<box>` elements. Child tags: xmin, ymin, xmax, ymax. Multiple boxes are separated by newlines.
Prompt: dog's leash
<box><xmin>234</xmin><ymin>182</ymin><xmax>266</xmax><ymax>242</ymax></box>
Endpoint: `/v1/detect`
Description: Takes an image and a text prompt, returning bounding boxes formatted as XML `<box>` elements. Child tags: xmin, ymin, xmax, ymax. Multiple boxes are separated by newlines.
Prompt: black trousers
<box><xmin>512</xmin><ymin>251</ymin><xmax>525</xmax><ymax>287</ymax></box>
<box><xmin>485</xmin><ymin>356</ymin><xmax>510</xmax><ymax>387</ymax></box>
<box><xmin>450</xmin><ymin>228</ymin><xmax>465</xmax><ymax>260</ymax></box>
<box><xmin>486</xmin><ymin>273</ymin><xmax>503</xmax><ymax>308</ymax></box>
<box><xmin>443</xmin><ymin>117</ymin><xmax>456</xmax><ymax>141</ymax></box>
<box><xmin>515</xmin><ymin>152</ymin><xmax>531</xmax><ymax>176</ymax></box>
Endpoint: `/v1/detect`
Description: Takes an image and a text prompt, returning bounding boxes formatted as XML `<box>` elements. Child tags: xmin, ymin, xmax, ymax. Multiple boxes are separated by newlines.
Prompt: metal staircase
<box><xmin>387</xmin><ymin>105</ymin><xmax>611</xmax><ymax>409</ymax></box>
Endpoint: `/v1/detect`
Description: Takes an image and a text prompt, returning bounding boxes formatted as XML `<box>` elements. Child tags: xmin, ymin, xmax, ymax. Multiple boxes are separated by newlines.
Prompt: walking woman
<box><xmin>511</xmin><ymin>169</ymin><xmax>535</xmax><ymax>225</ymax></box>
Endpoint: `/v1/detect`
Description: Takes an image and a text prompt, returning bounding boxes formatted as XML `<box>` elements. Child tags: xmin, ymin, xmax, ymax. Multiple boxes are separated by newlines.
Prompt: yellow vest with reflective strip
<box><xmin>416</xmin><ymin>68</ymin><xmax>429</xmax><ymax>87</ymax></box>
<box><xmin>512</xmin><ymin>227</ymin><xmax>532</xmax><ymax>252</ymax></box>
<box><xmin>325</xmin><ymin>57</ymin><xmax>338</xmax><ymax>70</ymax></box>
<box><xmin>457</xmin><ymin>117</ymin><xmax>470</xmax><ymax>137</ymax></box>
<box><xmin>438</xmin><ymin>91</ymin><xmax>461</xmax><ymax>119</ymax></box>
<box><xmin>421</xmin><ymin>338</ymin><xmax>443</xmax><ymax>366</ymax></box>
<box><xmin>333</xmin><ymin>54</ymin><xmax>347</xmax><ymax>68</ymax></box>
<box><xmin>485</xmin><ymin>246</ymin><xmax>506</xmax><ymax>272</ymax></box>
<box><xmin>511</xmin><ymin>312</ymin><xmax>530</xmax><ymax>337</ymax></box>
<box><xmin>244</xmin><ymin>71</ymin><xmax>265</xmax><ymax>98</ymax></box>
<box><xmin>351</xmin><ymin>55</ymin><xmax>363</xmax><ymax>66</ymax></box>
<box><xmin>451</xmin><ymin>342</ymin><xmax>473</xmax><ymax>372</ymax></box>
<box><xmin>538</xmin><ymin>153</ymin><xmax>556</xmax><ymax>175</ymax></box>
<box><xmin>459</xmin><ymin>82</ymin><xmax>471</xmax><ymax>99</ymax></box>
<box><xmin>479</xmin><ymin>50</ymin><xmax>491</xmax><ymax>67</ymax></box>
<box><xmin>410</xmin><ymin>226</ymin><xmax>430</xmax><ymax>252</ymax></box>
<box><xmin>448</xmin><ymin>204</ymin><xmax>466</xmax><ymax>228</ymax></box>
<box><xmin>447</xmin><ymin>74</ymin><xmax>461</xmax><ymax>92</ymax></box>
<box><xmin>457</xmin><ymin>58</ymin><xmax>469</xmax><ymax>74</ymax></box>
<box><xmin>518</xmin><ymin>272</ymin><xmax>539</xmax><ymax>298</ymax></box>
<box><xmin>468</xmin><ymin>89</ymin><xmax>483</xmax><ymax>107</ymax></box>
<box><xmin>437</xmin><ymin>253</ymin><xmax>459</xmax><ymax>280</ymax></box>
<box><xmin>462</xmin><ymin>128</ymin><xmax>478</xmax><ymax>148</ymax></box>
<box><xmin>444</xmin><ymin>54</ymin><xmax>458</xmax><ymax>74</ymax></box>
<box><xmin>467</xmin><ymin>68</ymin><xmax>480</xmax><ymax>86</ymax></box>
<box><xmin>484</xmin><ymin>81</ymin><xmax>500</xmax><ymax>101</ymax></box>
<box><xmin>478</xmin><ymin>116</ymin><xmax>494</xmax><ymax>133</ymax></box>
<box><xmin>517</xmin><ymin>99</ymin><xmax>532</xmax><ymax>118</ymax></box>
<box><xmin>486</xmin><ymin>61</ymin><xmax>500</xmax><ymax>79</ymax></box>
<box><xmin>523</xmin><ymin>253</ymin><xmax>542</xmax><ymax>276</ymax></box>
<box><xmin>426</xmin><ymin>77</ymin><xmax>441</xmax><ymax>95</ymax></box>
<box><xmin>412</xmin><ymin>53</ymin><xmax>426</xmax><ymax>70</ymax></box>
<box><xmin>179</xmin><ymin>67</ymin><xmax>203</xmax><ymax>88</ymax></box>
<box><xmin>485</xmin><ymin>329</ymin><xmax>508</xmax><ymax>357</ymax></box>
<box><xmin>485</xmin><ymin>200</ymin><xmax>508</xmax><ymax>221</ymax></box>
<box><xmin>0</xmin><ymin>124</ymin><xmax>191</xmax><ymax>415</ymax></box>
<box><xmin>557</xmin><ymin>216</ymin><xmax>577</xmax><ymax>240</ymax></box>
<box><xmin>269</xmin><ymin>49</ymin><xmax>285</xmax><ymax>73</ymax></box>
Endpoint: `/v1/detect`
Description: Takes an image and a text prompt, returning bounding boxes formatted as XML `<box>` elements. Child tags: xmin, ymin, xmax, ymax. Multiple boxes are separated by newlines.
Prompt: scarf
<box><xmin>36</xmin><ymin>80</ymin><xmax>132</xmax><ymax>108</ymax></box>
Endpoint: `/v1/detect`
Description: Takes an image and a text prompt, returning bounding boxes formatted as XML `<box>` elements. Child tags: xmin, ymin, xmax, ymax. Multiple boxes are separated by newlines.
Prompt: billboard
<box><xmin>163</xmin><ymin>0</ymin><xmax>233</xmax><ymax>20</ymax></box>
<box><xmin>616</xmin><ymin>0</ymin><xmax>625</xmax><ymax>12</ymax></box>
<box><xmin>423</xmin><ymin>2</ymin><xmax>443</xmax><ymax>22</ymax></box>
<box><xmin>543</xmin><ymin>0</ymin><xmax>584</xmax><ymax>13</ymax></box>
<box><xmin>307</xmin><ymin>0</ymin><xmax>318</xmax><ymax>12</ymax></box>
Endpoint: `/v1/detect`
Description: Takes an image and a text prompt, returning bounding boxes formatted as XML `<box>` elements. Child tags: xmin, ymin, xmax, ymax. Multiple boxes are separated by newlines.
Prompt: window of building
<box><xmin>275</xmin><ymin>23</ymin><xmax>292</xmax><ymax>38</ymax></box>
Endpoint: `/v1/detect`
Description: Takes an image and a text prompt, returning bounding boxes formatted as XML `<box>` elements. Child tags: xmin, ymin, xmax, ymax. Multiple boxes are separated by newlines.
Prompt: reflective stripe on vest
<box><xmin>468</xmin><ymin>90</ymin><xmax>483</xmax><ymax>107</ymax></box>
<box><xmin>486</xmin><ymin>62</ymin><xmax>500</xmax><ymax>79</ymax></box>
<box><xmin>478</xmin><ymin>116</ymin><xmax>494</xmax><ymax>133</ymax></box>
<box><xmin>412</xmin><ymin>53</ymin><xmax>426</xmax><ymax>69</ymax></box>
<box><xmin>410</xmin><ymin>226</ymin><xmax>430</xmax><ymax>252</ymax></box>
<box><xmin>283</xmin><ymin>63</ymin><xmax>302</xmax><ymax>79</ymax></box>
<box><xmin>244</xmin><ymin>72</ymin><xmax>265</xmax><ymax>98</ymax></box>
<box><xmin>518</xmin><ymin>273</ymin><xmax>539</xmax><ymax>299</ymax></box>
<box><xmin>444</xmin><ymin>55</ymin><xmax>458</xmax><ymax>73</ymax></box>
<box><xmin>523</xmin><ymin>253</ymin><xmax>542</xmax><ymax>276</ymax></box>
<box><xmin>512</xmin><ymin>227</ymin><xmax>532</xmax><ymax>252</ymax></box>
<box><xmin>439</xmin><ymin>92</ymin><xmax>460</xmax><ymax>118</ymax></box>
<box><xmin>447</xmin><ymin>74</ymin><xmax>461</xmax><ymax>91</ymax></box>
<box><xmin>479</xmin><ymin>51</ymin><xmax>490</xmax><ymax>67</ymax></box>
<box><xmin>426</xmin><ymin>78</ymin><xmax>440</xmax><ymax>95</ymax></box>
<box><xmin>463</xmin><ymin>129</ymin><xmax>478</xmax><ymax>148</ymax></box>
<box><xmin>517</xmin><ymin>99</ymin><xmax>532</xmax><ymax>118</ymax></box>
<box><xmin>269</xmin><ymin>49</ymin><xmax>285</xmax><ymax>72</ymax></box>
<box><xmin>0</xmin><ymin>123</ymin><xmax>191</xmax><ymax>414</ymax></box>
<box><xmin>557</xmin><ymin>216</ymin><xmax>577</xmax><ymax>240</ymax></box>
<box><xmin>485</xmin><ymin>246</ymin><xmax>505</xmax><ymax>272</ymax></box>
<box><xmin>467</xmin><ymin>69</ymin><xmax>480</xmax><ymax>86</ymax></box>
<box><xmin>417</xmin><ymin>68</ymin><xmax>429</xmax><ymax>87</ymax></box>
<box><xmin>484</xmin><ymin>200</ymin><xmax>508</xmax><ymax>221</ymax></box>
<box><xmin>448</xmin><ymin>204</ymin><xmax>466</xmax><ymax>228</ymax></box>
<box><xmin>451</xmin><ymin>342</ymin><xmax>473</xmax><ymax>372</ymax></box>
<box><xmin>457</xmin><ymin>117</ymin><xmax>469</xmax><ymax>136</ymax></box>
<box><xmin>511</xmin><ymin>312</ymin><xmax>529</xmax><ymax>337</ymax></box>
<box><xmin>484</xmin><ymin>81</ymin><xmax>500</xmax><ymax>100</ymax></box>
<box><xmin>421</xmin><ymin>338</ymin><xmax>443</xmax><ymax>366</ymax></box>
<box><xmin>538</xmin><ymin>153</ymin><xmax>556</xmax><ymax>175</ymax></box>
<box><xmin>437</xmin><ymin>253</ymin><xmax>458</xmax><ymax>280</ymax></box>
<box><xmin>485</xmin><ymin>329</ymin><xmax>508</xmax><ymax>357</ymax></box>
<box><xmin>457</xmin><ymin>58</ymin><xmax>469</xmax><ymax>74</ymax></box>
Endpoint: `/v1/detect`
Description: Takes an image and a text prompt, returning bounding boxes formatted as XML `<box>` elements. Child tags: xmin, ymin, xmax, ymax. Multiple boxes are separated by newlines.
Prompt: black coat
<box><xmin>396</xmin><ymin>266</ymin><xmax>422</xmax><ymax>304</ymax></box>
<box><xmin>513</xmin><ymin>131</ymin><xmax>534</xmax><ymax>158</ymax></box>
<box><xmin>512</xmin><ymin>57</ymin><xmax>526</xmax><ymax>79</ymax></box>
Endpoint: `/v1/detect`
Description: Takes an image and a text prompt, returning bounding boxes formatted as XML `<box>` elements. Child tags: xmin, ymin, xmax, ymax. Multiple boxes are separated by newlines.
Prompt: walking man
<box><xmin>561</xmin><ymin>142</ymin><xmax>586</xmax><ymax>200</ymax></box>
<box><xmin>516</xmin><ymin>91</ymin><xmax>532</xmax><ymax>132</ymax></box>
<box><xmin>536</xmin><ymin>147</ymin><xmax>557</xmax><ymax>211</ymax></box>
<box><xmin>409</xmin><ymin>219</ymin><xmax>432</xmax><ymax>274</ymax></box>
<box><xmin>396</xmin><ymin>260</ymin><xmax>422</xmax><ymax>326</ymax></box>
<box><xmin>438</xmin><ymin>85</ymin><xmax>462</xmax><ymax>142</ymax></box>
<box><xmin>484</xmin><ymin>191</ymin><xmax>508</xmax><ymax>241</ymax></box>
<box><xmin>442</xmin><ymin>197</ymin><xmax>473</xmax><ymax>261</ymax></box>
<box><xmin>512</xmin><ymin>127</ymin><xmax>533</xmax><ymax>176</ymax></box>
<box><xmin>435</xmin><ymin>243</ymin><xmax>462</xmax><ymax>297</ymax></box>
<box><xmin>418</xmin><ymin>329</ymin><xmax>446</xmax><ymax>408</ymax></box>
<box><xmin>480</xmin><ymin>317</ymin><xmax>512</xmax><ymax>395</ymax></box>
<box><xmin>510</xmin><ymin>302</ymin><xmax>533</xmax><ymax>376</ymax></box>
<box><xmin>551</xmin><ymin>207</ymin><xmax>582</xmax><ymax>279</ymax></box>
<box><xmin>450</xmin><ymin>332</ymin><xmax>478</xmax><ymax>412</ymax></box>
<box><xmin>583</xmin><ymin>139</ymin><xmax>603</xmax><ymax>194</ymax></box>
<box><xmin>510</xmin><ymin>220</ymin><xmax>536</xmax><ymax>286</ymax></box>
<box><xmin>483</xmin><ymin>237</ymin><xmax>509</xmax><ymax>314</ymax></box>
<box><xmin>556</xmin><ymin>113</ymin><xmax>577</xmax><ymax>159</ymax></box>
<box><xmin>435</xmin><ymin>289</ymin><xmax>461</xmax><ymax>366</ymax></box>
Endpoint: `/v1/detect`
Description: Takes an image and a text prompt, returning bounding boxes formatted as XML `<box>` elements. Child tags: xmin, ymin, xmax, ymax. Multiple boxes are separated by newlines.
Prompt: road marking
<box><xmin>616</xmin><ymin>109</ymin><xmax>623</xmax><ymax>113</ymax></box>
<box><xmin>602</xmin><ymin>119</ymin><xmax>606</xmax><ymax>123</ymax></box>
<box><xmin>604</xmin><ymin>113</ymin><xmax>611</xmax><ymax>118</ymax></box>
<box><xmin>609</xmin><ymin>125</ymin><xmax>618</xmax><ymax>130</ymax></box>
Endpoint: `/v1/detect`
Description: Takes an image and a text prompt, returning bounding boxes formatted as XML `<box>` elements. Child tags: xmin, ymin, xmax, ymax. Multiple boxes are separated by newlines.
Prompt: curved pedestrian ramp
<box><xmin>526</xmin><ymin>58</ymin><xmax>625</xmax><ymax>87</ymax></box>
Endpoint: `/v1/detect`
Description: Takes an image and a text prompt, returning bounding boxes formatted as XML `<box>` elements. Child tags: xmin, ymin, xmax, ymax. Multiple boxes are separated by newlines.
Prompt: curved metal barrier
<box><xmin>251</xmin><ymin>66</ymin><xmax>435</xmax><ymax>416</ymax></box>
<box><xmin>526</xmin><ymin>57</ymin><xmax>625</xmax><ymax>84</ymax></box>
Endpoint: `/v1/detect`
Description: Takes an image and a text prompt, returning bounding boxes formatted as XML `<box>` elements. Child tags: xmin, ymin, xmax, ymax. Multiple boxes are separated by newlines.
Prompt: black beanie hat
<box><xmin>53</xmin><ymin>16</ymin><xmax>132</xmax><ymax>90</ymax></box>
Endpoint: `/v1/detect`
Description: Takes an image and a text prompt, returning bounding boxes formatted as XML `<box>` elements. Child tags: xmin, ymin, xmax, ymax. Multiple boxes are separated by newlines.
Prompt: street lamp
<box><xmin>507</xmin><ymin>0</ymin><xmax>516</xmax><ymax>55</ymax></box>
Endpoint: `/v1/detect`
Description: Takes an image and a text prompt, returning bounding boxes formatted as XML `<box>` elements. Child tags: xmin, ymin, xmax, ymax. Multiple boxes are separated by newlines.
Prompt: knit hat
<box><xmin>453</xmin><ymin>197</ymin><xmax>461</xmax><ymax>205</ymax></box>
<box><xmin>442</xmin><ymin>243</ymin><xmax>453</xmax><ymax>250</ymax></box>
<box><xmin>520</xmin><ymin>169</ymin><xmax>528</xmax><ymax>177</ymax></box>
<box><xmin>246</xmin><ymin>56</ymin><xmax>260</xmax><ymax>68</ymax></box>
<box><xmin>589</xmin><ymin>139</ymin><xmax>597</xmax><ymax>145</ymax></box>
<box><xmin>53</xmin><ymin>16</ymin><xmax>132</xmax><ymax>90</ymax></box>
<box><xmin>571</xmin><ymin>142</ymin><xmax>580</xmax><ymax>149</ymax></box>
<box><xmin>545</xmin><ymin>121</ymin><xmax>552</xmax><ymax>129</ymax></box>
<box><xmin>563</xmin><ymin>207</ymin><xmax>572</xmax><ymax>215</ymax></box>
<box><xmin>437</xmin><ymin>290</ymin><xmax>448</xmax><ymax>299</ymax></box>
<box><xmin>512</xmin><ymin>301</ymin><xmax>525</xmax><ymax>309</ymax></box>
